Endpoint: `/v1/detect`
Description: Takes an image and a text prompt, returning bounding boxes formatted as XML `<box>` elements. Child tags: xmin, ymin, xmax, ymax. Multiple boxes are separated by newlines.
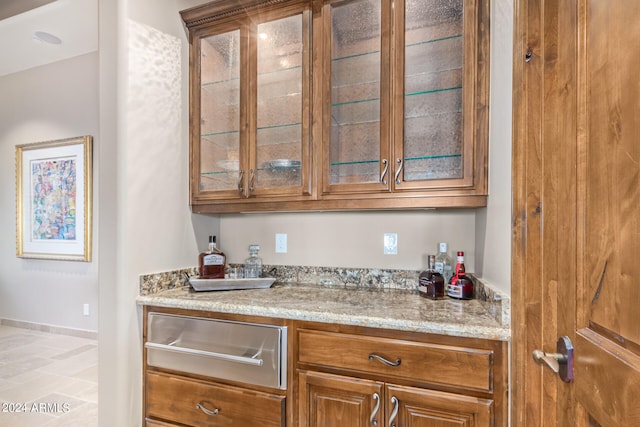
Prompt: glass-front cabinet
<box><xmin>181</xmin><ymin>0</ymin><xmax>488</xmax><ymax>213</ymax></box>
<box><xmin>188</xmin><ymin>2</ymin><xmax>312</xmax><ymax>205</ymax></box>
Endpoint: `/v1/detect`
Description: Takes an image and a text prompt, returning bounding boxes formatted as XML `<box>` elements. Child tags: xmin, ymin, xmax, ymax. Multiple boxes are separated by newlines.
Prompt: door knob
<box><xmin>532</xmin><ymin>336</ymin><xmax>574</xmax><ymax>383</ymax></box>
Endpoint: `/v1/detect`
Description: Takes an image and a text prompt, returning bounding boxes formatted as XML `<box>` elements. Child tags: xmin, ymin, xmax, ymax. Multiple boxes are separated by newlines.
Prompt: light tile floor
<box><xmin>0</xmin><ymin>325</ymin><xmax>98</xmax><ymax>427</ymax></box>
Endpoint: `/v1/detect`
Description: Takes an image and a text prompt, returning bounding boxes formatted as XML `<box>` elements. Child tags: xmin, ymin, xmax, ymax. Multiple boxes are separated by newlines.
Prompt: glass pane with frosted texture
<box><xmin>403</xmin><ymin>0</ymin><xmax>464</xmax><ymax>182</ymax></box>
<box><xmin>256</xmin><ymin>15</ymin><xmax>303</xmax><ymax>189</ymax></box>
<box><xmin>330</xmin><ymin>0</ymin><xmax>381</xmax><ymax>185</ymax></box>
<box><xmin>199</xmin><ymin>30</ymin><xmax>241</xmax><ymax>192</ymax></box>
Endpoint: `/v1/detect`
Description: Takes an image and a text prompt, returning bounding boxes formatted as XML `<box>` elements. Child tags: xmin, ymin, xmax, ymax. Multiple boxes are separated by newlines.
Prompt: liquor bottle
<box><xmin>243</xmin><ymin>244</ymin><xmax>263</xmax><ymax>278</ymax></box>
<box><xmin>447</xmin><ymin>251</ymin><xmax>474</xmax><ymax>299</ymax></box>
<box><xmin>418</xmin><ymin>255</ymin><xmax>445</xmax><ymax>300</ymax></box>
<box><xmin>435</xmin><ymin>242</ymin><xmax>453</xmax><ymax>282</ymax></box>
<box><xmin>198</xmin><ymin>235</ymin><xmax>226</xmax><ymax>279</ymax></box>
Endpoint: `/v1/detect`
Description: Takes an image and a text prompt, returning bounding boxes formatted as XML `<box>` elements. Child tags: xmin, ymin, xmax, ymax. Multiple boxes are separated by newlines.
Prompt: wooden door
<box><xmin>513</xmin><ymin>0</ymin><xmax>640</xmax><ymax>425</ymax></box>
<box><xmin>298</xmin><ymin>370</ymin><xmax>383</xmax><ymax>427</ymax></box>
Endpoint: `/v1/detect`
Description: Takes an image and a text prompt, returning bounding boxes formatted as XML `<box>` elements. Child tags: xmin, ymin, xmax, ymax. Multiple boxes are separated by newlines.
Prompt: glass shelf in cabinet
<box><xmin>201</xmin><ymin>130</ymin><xmax>240</xmax><ymax>150</ymax></box>
<box><xmin>330</xmin><ymin>154</ymin><xmax>461</xmax><ymax>167</ymax></box>
<box><xmin>257</xmin><ymin>122</ymin><xmax>302</xmax><ymax>146</ymax></box>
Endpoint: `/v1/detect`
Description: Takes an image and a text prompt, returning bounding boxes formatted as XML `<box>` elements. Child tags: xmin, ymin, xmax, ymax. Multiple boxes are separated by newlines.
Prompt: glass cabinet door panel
<box><xmin>402</xmin><ymin>0</ymin><xmax>464</xmax><ymax>182</ymax></box>
<box><xmin>256</xmin><ymin>14</ymin><xmax>304</xmax><ymax>190</ymax></box>
<box><xmin>330</xmin><ymin>0</ymin><xmax>382</xmax><ymax>185</ymax></box>
<box><xmin>199</xmin><ymin>30</ymin><xmax>241</xmax><ymax>192</ymax></box>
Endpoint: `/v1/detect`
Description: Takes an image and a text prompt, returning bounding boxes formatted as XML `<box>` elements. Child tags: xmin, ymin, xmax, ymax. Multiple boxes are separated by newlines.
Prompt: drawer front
<box><xmin>298</xmin><ymin>330</ymin><xmax>494</xmax><ymax>392</ymax></box>
<box><xmin>146</xmin><ymin>313</ymin><xmax>287</xmax><ymax>389</ymax></box>
<box><xmin>146</xmin><ymin>372</ymin><xmax>285</xmax><ymax>427</ymax></box>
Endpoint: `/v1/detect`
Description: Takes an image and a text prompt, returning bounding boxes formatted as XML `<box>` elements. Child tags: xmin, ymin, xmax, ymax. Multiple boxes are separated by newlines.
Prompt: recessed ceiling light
<box><xmin>33</xmin><ymin>31</ymin><xmax>62</xmax><ymax>45</ymax></box>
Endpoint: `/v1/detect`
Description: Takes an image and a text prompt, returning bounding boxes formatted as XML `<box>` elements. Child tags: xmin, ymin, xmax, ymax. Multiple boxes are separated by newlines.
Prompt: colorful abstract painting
<box><xmin>16</xmin><ymin>136</ymin><xmax>92</xmax><ymax>261</ymax></box>
<box><xmin>30</xmin><ymin>157</ymin><xmax>77</xmax><ymax>241</ymax></box>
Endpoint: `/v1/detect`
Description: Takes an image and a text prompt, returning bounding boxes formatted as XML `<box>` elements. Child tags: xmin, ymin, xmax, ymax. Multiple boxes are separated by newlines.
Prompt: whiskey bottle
<box><xmin>447</xmin><ymin>251</ymin><xmax>474</xmax><ymax>299</ymax></box>
<box><xmin>435</xmin><ymin>242</ymin><xmax>453</xmax><ymax>282</ymax></box>
<box><xmin>418</xmin><ymin>255</ymin><xmax>445</xmax><ymax>300</ymax></box>
<box><xmin>198</xmin><ymin>235</ymin><xmax>226</xmax><ymax>279</ymax></box>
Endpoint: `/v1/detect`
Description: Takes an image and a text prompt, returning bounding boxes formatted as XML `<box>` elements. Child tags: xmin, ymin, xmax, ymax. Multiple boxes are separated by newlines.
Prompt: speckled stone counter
<box><xmin>137</xmin><ymin>266</ymin><xmax>510</xmax><ymax>341</ymax></box>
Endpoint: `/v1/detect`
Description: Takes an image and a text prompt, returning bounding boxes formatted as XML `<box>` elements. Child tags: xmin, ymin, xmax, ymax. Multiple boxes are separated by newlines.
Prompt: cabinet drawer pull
<box><xmin>394</xmin><ymin>158</ymin><xmax>403</xmax><ymax>185</ymax></box>
<box><xmin>380</xmin><ymin>159</ymin><xmax>389</xmax><ymax>185</ymax></box>
<box><xmin>237</xmin><ymin>169</ymin><xmax>245</xmax><ymax>194</ymax></box>
<box><xmin>368</xmin><ymin>353</ymin><xmax>401</xmax><ymax>367</ymax></box>
<box><xmin>249</xmin><ymin>168</ymin><xmax>256</xmax><ymax>192</ymax></box>
<box><xmin>388</xmin><ymin>396</ymin><xmax>399</xmax><ymax>427</ymax></box>
<box><xmin>145</xmin><ymin>342</ymin><xmax>264</xmax><ymax>366</ymax></box>
<box><xmin>370</xmin><ymin>392</ymin><xmax>380</xmax><ymax>426</ymax></box>
<box><xmin>196</xmin><ymin>402</ymin><xmax>220</xmax><ymax>416</ymax></box>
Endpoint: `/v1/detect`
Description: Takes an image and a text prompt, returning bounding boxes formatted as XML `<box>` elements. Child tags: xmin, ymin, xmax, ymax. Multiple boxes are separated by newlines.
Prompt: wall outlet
<box><xmin>383</xmin><ymin>233</ymin><xmax>398</xmax><ymax>255</ymax></box>
<box><xmin>275</xmin><ymin>233</ymin><xmax>287</xmax><ymax>253</ymax></box>
<box><xmin>83</xmin><ymin>303</ymin><xmax>90</xmax><ymax>316</ymax></box>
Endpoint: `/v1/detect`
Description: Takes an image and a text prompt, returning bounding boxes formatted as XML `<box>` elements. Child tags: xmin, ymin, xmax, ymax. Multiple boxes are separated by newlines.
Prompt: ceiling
<box><xmin>0</xmin><ymin>0</ymin><xmax>98</xmax><ymax>77</ymax></box>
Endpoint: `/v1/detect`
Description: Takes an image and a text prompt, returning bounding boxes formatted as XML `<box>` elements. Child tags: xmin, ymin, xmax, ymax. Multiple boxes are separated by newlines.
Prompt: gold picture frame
<box><xmin>16</xmin><ymin>136</ymin><xmax>93</xmax><ymax>261</ymax></box>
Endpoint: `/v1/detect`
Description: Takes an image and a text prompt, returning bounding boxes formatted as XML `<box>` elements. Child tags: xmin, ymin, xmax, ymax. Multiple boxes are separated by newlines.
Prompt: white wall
<box><xmin>475</xmin><ymin>0</ymin><xmax>513</xmax><ymax>294</ymax></box>
<box><xmin>99</xmin><ymin>0</ymin><xmax>219</xmax><ymax>425</ymax></box>
<box><xmin>0</xmin><ymin>53</ymin><xmax>100</xmax><ymax>331</ymax></box>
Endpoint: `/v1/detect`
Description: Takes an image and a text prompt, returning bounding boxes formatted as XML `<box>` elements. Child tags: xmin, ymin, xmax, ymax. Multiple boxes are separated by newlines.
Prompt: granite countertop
<box><xmin>137</xmin><ymin>282</ymin><xmax>510</xmax><ymax>341</ymax></box>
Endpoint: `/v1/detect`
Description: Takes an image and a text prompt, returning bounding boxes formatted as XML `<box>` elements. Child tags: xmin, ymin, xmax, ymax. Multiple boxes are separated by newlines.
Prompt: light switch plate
<box><xmin>384</xmin><ymin>233</ymin><xmax>398</xmax><ymax>255</ymax></box>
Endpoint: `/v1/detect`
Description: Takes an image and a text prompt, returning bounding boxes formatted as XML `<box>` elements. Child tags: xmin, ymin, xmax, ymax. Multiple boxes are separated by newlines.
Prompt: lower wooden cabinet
<box><xmin>299</xmin><ymin>371</ymin><xmax>493</xmax><ymax>427</ymax></box>
<box><xmin>142</xmin><ymin>307</ymin><xmax>507</xmax><ymax>427</ymax></box>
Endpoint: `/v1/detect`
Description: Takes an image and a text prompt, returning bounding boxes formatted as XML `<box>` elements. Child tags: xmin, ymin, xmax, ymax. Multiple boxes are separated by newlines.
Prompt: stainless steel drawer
<box><xmin>145</xmin><ymin>313</ymin><xmax>287</xmax><ymax>389</ymax></box>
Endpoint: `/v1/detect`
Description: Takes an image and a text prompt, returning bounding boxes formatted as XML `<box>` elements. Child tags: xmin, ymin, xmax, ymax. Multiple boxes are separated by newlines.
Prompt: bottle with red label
<box><xmin>447</xmin><ymin>251</ymin><xmax>474</xmax><ymax>299</ymax></box>
<box><xmin>198</xmin><ymin>235</ymin><xmax>226</xmax><ymax>279</ymax></box>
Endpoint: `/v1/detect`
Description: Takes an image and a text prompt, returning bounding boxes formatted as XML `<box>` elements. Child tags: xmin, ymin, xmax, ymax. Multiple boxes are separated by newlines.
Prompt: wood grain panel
<box><xmin>146</xmin><ymin>371</ymin><xmax>285</xmax><ymax>427</ymax></box>
<box><xmin>298</xmin><ymin>329</ymin><xmax>493</xmax><ymax>392</ymax></box>
<box><xmin>298</xmin><ymin>370</ymin><xmax>383</xmax><ymax>427</ymax></box>
<box><xmin>386</xmin><ymin>383</ymin><xmax>493</xmax><ymax>427</ymax></box>
<box><xmin>575</xmin><ymin>329</ymin><xmax>640</xmax><ymax>426</ymax></box>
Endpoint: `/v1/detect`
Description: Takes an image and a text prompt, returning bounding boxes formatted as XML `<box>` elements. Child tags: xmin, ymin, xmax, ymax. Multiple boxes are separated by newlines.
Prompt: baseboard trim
<box><xmin>0</xmin><ymin>318</ymin><xmax>98</xmax><ymax>340</ymax></box>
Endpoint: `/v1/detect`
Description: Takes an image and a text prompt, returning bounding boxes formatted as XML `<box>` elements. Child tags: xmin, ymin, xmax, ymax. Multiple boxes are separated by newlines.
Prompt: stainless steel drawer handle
<box><xmin>196</xmin><ymin>402</ymin><xmax>220</xmax><ymax>416</ymax></box>
<box><xmin>145</xmin><ymin>342</ymin><xmax>264</xmax><ymax>367</ymax></box>
<box><xmin>380</xmin><ymin>159</ymin><xmax>389</xmax><ymax>185</ymax></box>
<box><xmin>370</xmin><ymin>392</ymin><xmax>380</xmax><ymax>426</ymax></box>
<box><xmin>394</xmin><ymin>158</ymin><xmax>403</xmax><ymax>185</ymax></box>
<box><xmin>368</xmin><ymin>353</ymin><xmax>401</xmax><ymax>367</ymax></box>
<box><xmin>388</xmin><ymin>396</ymin><xmax>399</xmax><ymax>427</ymax></box>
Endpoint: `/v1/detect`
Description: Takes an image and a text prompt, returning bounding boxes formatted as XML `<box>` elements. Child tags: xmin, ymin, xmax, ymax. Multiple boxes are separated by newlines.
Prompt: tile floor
<box><xmin>0</xmin><ymin>325</ymin><xmax>98</xmax><ymax>427</ymax></box>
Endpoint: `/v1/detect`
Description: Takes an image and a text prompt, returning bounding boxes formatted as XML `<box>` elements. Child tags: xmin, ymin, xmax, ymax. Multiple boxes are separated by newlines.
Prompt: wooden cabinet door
<box><xmin>192</xmin><ymin>23</ymin><xmax>246</xmax><ymax>201</ymax></box>
<box><xmin>386</xmin><ymin>384</ymin><xmax>493</xmax><ymax>427</ymax></box>
<box><xmin>250</xmin><ymin>7</ymin><xmax>313</xmax><ymax>199</ymax></box>
<box><xmin>185</xmin><ymin>1</ymin><xmax>313</xmax><ymax>207</ymax></box>
<box><xmin>392</xmin><ymin>0</ymin><xmax>487</xmax><ymax>193</ymax></box>
<box><xmin>298</xmin><ymin>370</ymin><xmax>384</xmax><ymax>427</ymax></box>
<box><xmin>320</xmin><ymin>0</ymin><xmax>391</xmax><ymax>195</ymax></box>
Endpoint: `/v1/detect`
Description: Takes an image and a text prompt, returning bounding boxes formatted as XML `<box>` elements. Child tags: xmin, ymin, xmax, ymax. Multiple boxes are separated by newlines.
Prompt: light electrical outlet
<box><xmin>83</xmin><ymin>304</ymin><xmax>90</xmax><ymax>316</ymax></box>
<box><xmin>383</xmin><ymin>233</ymin><xmax>398</xmax><ymax>255</ymax></box>
<box><xmin>275</xmin><ymin>233</ymin><xmax>287</xmax><ymax>253</ymax></box>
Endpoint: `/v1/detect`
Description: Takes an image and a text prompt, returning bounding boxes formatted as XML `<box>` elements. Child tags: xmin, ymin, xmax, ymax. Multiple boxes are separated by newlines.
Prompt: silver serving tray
<box><xmin>189</xmin><ymin>277</ymin><xmax>276</xmax><ymax>292</ymax></box>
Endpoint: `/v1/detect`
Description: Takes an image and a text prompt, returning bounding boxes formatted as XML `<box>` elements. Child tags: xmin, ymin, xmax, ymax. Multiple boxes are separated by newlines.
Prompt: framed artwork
<box><xmin>16</xmin><ymin>136</ymin><xmax>93</xmax><ymax>261</ymax></box>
